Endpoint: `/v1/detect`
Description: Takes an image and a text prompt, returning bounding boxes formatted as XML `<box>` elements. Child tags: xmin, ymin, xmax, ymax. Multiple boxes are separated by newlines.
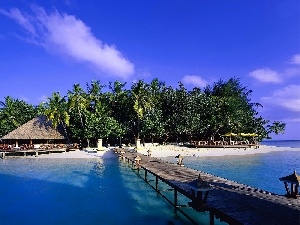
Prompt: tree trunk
<box><xmin>137</xmin><ymin>119</ymin><xmax>140</xmax><ymax>139</ymax></box>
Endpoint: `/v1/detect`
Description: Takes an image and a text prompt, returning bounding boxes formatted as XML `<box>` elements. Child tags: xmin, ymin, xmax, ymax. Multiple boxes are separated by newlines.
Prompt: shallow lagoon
<box><xmin>1</xmin><ymin>145</ymin><xmax>299</xmax><ymax>225</ymax></box>
<box><xmin>165</xmin><ymin>150</ymin><xmax>300</xmax><ymax>195</ymax></box>
<box><xmin>0</xmin><ymin>155</ymin><xmax>220</xmax><ymax>225</ymax></box>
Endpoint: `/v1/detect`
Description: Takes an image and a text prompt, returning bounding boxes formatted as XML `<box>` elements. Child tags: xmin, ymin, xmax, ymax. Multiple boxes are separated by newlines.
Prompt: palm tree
<box><xmin>131</xmin><ymin>80</ymin><xmax>153</xmax><ymax>140</ymax></box>
<box><xmin>68</xmin><ymin>84</ymin><xmax>88</xmax><ymax>131</ymax></box>
<box><xmin>86</xmin><ymin>80</ymin><xmax>105</xmax><ymax>111</ymax></box>
<box><xmin>44</xmin><ymin>92</ymin><xmax>70</xmax><ymax>140</ymax></box>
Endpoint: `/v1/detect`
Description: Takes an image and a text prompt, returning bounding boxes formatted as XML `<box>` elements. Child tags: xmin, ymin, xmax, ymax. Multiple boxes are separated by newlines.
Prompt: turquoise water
<box><xmin>164</xmin><ymin>140</ymin><xmax>300</xmax><ymax>195</ymax></box>
<box><xmin>164</xmin><ymin>151</ymin><xmax>300</xmax><ymax>195</ymax></box>
<box><xmin>1</xmin><ymin>141</ymin><xmax>299</xmax><ymax>224</ymax></box>
<box><xmin>0</xmin><ymin>154</ymin><xmax>218</xmax><ymax>225</ymax></box>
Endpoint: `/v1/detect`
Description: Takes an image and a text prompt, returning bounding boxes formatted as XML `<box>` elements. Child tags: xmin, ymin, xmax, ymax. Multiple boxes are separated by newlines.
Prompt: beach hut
<box><xmin>1</xmin><ymin>116</ymin><xmax>66</xmax><ymax>149</ymax></box>
<box><xmin>279</xmin><ymin>170</ymin><xmax>300</xmax><ymax>198</ymax></box>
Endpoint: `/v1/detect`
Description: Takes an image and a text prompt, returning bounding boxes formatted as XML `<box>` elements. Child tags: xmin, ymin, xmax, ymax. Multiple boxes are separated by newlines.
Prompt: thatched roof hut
<box><xmin>1</xmin><ymin>116</ymin><xmax>65</xmax><ymax>141</ymax></box>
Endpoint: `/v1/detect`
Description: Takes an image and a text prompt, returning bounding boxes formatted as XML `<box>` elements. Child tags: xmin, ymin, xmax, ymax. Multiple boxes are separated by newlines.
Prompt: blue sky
<box><xmin>0</xmin><ymin>0</ymin><xmax>299</xmax><ymax>140</ymax></box>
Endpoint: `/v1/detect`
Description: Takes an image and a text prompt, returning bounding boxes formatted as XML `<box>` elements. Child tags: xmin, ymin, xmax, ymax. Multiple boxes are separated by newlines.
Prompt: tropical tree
<box><xmin>67</xmin><ymin>84</ymin><xmax>89</xmax><ymax>146</ymax></box>
<box><xmin>131</xmin><ymin>80</ymin><xmax>153</xmax><ymax>140</ymax></box>
<box><xmin>68</xmin><ymin>84</ymin><xmax>88</xmax><ymax>130</ymax></box>
<box><xmin>141</xmin><ymin>79</ymin><xmax>166</xmax><ymax>143</ymax></box>
<box><xmin>108</xmin><ymin>81</ymin><xmax>131</xmax><ymax>144</ymax></box>
<box><xmin>0</xmin><ymin>77</ymin><xmax>285</xmax><ymax>145</ymax></box>
<box><xmin>266</xmin><ymin>121</ymin><xmax>286</xmax><ymax>137</ymax></box>
<box><xmin>203</xmin><ymin>78</ymin><xmax>261</xmax><ymax>140</ymax></box>
<box><xmin>188</xmin><ymin>87</ymin><xmax>207</xmax><ymax>140</ymax></box>
<box><xmin>0</xmin><ymin>96</ymin><xmax>37</xmax><ymax>137</ymax></box>
<box><xmin>44</xmin><ymin>92</ymin><xmax>70</xmax><ymax>140</ymax></box>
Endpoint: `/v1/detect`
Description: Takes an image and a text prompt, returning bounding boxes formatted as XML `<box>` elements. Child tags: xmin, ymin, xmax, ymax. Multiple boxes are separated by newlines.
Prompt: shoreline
<box><xmin>19</xmin><ymin>144</ymin><xmax>300</xmax><ymax>159</ymax></box>
<box><xmin>137</xmin><ymin>144</ymin><xmax>300</xmax><ymax>158</ymax></box>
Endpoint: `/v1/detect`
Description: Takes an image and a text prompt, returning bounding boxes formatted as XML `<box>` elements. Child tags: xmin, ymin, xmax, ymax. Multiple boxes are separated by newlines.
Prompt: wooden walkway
<box><xmin>0</xmin><ymin>149</ymin><xmax>70</xmax><ymax>158</ymax></box>
<box><xmin>116</xmin><ymin>148</ymin><xmax>300</xmax><ymax>225</ymax></box>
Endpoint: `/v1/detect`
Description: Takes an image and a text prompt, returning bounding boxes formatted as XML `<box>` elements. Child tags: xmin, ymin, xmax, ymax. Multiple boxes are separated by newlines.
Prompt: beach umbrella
<box><xmin>223</xmin><ymin>133</ymin><xmax>237</xmax><ymax>143</ymax></box>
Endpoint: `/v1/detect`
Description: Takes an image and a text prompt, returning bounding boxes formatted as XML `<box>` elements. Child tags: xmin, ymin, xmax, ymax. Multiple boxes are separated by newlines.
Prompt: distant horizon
<box><xmin>262</xmin><ymin>139</ymin><xmax>300</xmax><ymax>141</ymax></box>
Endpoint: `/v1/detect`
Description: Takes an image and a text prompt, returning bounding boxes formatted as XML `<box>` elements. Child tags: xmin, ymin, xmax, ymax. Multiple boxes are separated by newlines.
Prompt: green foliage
<box><xmin>0</xmin><ymin>96</ymin><xmax>37</xmax><ymax>137</ymax></box>
<box><xmin>0</xmin><ymin>77</ymin><xmax>286</xmax><ymax>145</ymax></box>
<box><xmin>43</xmin><ymin>92</ymin><xmax>70</xmax><ymax>140</ymax></box>
<box><xmin>131</xmin><ymin>80</ymin><xmax>154</xmax><ymax>139</ymax></box>
<box><xmin>266</xmin><ymin>121</ymin><xmax>286</xmax><ymax>137</ymax></box>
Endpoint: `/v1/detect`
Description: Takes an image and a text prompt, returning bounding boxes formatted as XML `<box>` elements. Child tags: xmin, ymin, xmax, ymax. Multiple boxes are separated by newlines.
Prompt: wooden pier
<box><xmin>0</xmin><ymin>149</ymin><xmax>68</xmax><ymax>158</ymax></box>
<box><xmin>116</xmin><ymin>148</ymin><xmax>300</xmax><ymax>225</ymax></box>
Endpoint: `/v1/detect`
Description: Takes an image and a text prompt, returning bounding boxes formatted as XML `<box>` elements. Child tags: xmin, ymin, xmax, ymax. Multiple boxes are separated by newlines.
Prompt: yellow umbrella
<box><xmin>239</xmin><ymin>133</ymin><xmax>258</xmax><ymax>137</ymax></box>
<box><xmin>224</xmin><ymin>132</ymin><xmax>237</xmax><ymax>136</ymax></box>
<box><xmin>224</xmin><ymin>132</ymin><xmax>237</xmax><ymax>144</ymax></box>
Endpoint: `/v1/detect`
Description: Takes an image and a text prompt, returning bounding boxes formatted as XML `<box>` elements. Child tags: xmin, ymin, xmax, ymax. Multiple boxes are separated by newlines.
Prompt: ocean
<box><xmin>0</xmin><ymin>140</ymin><xmax>299</xmax><ymax>225</ymax></box>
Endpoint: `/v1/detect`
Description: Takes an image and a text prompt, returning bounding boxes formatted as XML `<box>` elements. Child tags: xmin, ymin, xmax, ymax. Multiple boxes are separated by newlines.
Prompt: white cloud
<box><xmin>19</xmin><ymin>95</ymin><xmax>29</xmax><ymax>102</ymax></box>
<box><xmin>0</xmin><ymin>6</ymin><xmax>134</xmax><ymax>79</ymax></box>
<box><xmin>181</xmin><ymin>75</ymin><xmax>208</xmax><ymax>88</ymax></box>
<box><xmin>37</xmin><ymin>95</ymin><xmax>48</xmax><ymax>103</ymax></box>
<box><xmin>290</xmin><ymin>54</ymin><xmax>300</xmax><ymax>65</ymax></box>
<box><xmin>283</xmin><ymin>118</ymin><xmax>300</xmax><ymax>123</ymax></box>
<box><xmin>249</xmin><ymin>68</ymin><xmax>282</xmax><ymax>83</ymax></box>
<box><xmin>0</xmin><ymin>8</ymin><xmax>36</xmax><ymax>35</ymax></box>
<box><xmin>262</xmin><ymin>85</ymin><xmax>300</xmax><ymax>112</ymax></box>
<box><xmin>136</xmin><ymin>68</ymin><xmax>151</xmax><ymax>78</ymax></box>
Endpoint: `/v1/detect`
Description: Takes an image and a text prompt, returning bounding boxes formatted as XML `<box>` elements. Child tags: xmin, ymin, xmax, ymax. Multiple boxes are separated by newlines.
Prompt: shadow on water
<box><xmin>0</xmin><ymin>151</ymin><xmax>192</xmax><ymax>225</ymax></box>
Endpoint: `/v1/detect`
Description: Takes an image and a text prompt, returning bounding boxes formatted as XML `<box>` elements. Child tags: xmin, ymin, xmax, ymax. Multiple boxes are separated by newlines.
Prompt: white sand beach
<box><xmin>138</xmin><ymin>144</ymin><xmax>300</xmax><ymax>157</ymax></box>
<box><xmin>35</xmin><ymin>144</ymin><xmax>300</xmax><ymax>159</ymax></box>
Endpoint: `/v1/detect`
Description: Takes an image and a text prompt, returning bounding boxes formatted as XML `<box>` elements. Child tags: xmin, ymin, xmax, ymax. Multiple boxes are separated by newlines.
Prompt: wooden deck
<box><xmin>116</xmin><ymin>148</ymin><xmax>300</xmax><ymax>225</ymax></box>
<box><xmin>0</xmin><ymin>148</ymin><xmax>73</xmax><ymax>158</ymax></box>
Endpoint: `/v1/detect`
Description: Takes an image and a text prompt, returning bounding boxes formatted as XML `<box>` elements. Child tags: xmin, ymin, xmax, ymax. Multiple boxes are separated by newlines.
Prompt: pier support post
<box><xmin>204</xmin><ymin>191</ymin><xmax>210</xmax><ymax>202</ymax></box>
<box><xmin>145</xmin><ymin>170</ymin><xmax>147</xmax><ymax>182</ymax></box>
<box><xmin>174</xmin><ymin>189</ymin><xmax>178</xmax><ymax>213</ymax></box>
<box><xmin>155</xmin><ymin>176</ymin><xmax>158</xmax><ymax>191</ymax></box>
<box><xmin>210</xmin><ymin>211</ymin><xmax>215</xmax><ymax>225</ymax></box>
<box><xmin>284</xmin><ymin>182</ymin><xmax>291</xmax><ymax>195</ymax></box>
<box><xmin>295</xmin><ymin>184</ymin><xmax>299</xmax><ymax>197</ymax></box>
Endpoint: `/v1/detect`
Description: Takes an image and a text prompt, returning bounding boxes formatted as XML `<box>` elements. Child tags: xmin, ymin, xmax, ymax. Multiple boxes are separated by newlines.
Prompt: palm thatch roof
<box><xmin>1</xmin><ymin>116</ymin><xmax>65</xmax><ymax>140</ymax></box>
